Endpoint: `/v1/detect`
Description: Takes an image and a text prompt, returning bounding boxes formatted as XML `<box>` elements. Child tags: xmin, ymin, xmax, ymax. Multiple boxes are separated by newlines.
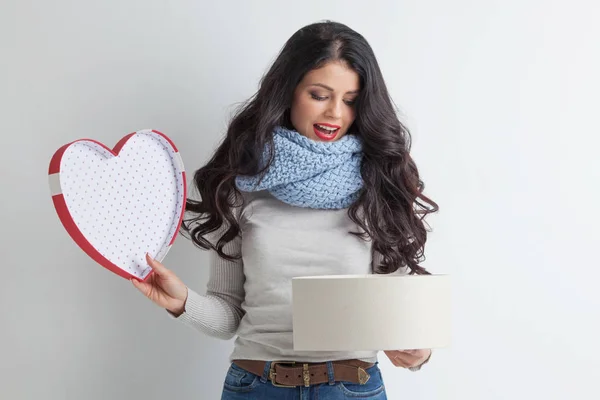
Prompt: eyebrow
<box><xmin>309</xmin><ymin>83</ymin><xmax>360</xmax><ymax>95</ymax></box>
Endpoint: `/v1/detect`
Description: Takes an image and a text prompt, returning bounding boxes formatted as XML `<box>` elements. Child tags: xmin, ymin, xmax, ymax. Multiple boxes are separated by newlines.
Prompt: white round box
<box><xmin>292</xmin><ymin>274</ymin><xmax>451</xmax><ymax>351</ymax></box>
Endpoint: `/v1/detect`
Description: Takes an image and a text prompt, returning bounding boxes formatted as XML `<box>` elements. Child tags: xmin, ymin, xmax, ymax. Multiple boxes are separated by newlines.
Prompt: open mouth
<box><xmin>313</xmin><ymin>123</ymin><xmax>340</xmax><ymax>141</ymax></box>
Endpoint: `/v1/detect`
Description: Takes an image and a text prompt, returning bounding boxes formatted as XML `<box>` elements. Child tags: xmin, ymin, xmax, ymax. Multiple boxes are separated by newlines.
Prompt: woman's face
<box><xmin>290</xmin><ymin>61</ymin><xmax>360</xmax><ymax>142</ymax></box>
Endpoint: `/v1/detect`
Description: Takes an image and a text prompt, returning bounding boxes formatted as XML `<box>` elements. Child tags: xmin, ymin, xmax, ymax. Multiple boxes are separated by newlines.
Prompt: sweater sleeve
<box><xmin>166</xmin><ymin>219</ymin><xmax>246</xmax><ymax>340</ymax></box>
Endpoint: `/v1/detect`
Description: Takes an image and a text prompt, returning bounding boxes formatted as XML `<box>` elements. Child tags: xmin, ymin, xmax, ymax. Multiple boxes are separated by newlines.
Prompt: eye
<box><xmin>344</xmin><ymin>99</ymin><xmax>356</xmax><ymax>106</ymax></box>
<box><xmin>310</xmin><ymin>93</ymin><xmax>327</xmax><ymax>101</ymax></box>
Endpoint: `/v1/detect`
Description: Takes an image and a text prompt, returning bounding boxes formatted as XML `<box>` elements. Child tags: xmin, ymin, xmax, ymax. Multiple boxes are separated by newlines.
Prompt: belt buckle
<box><xmin>269</xmin><ymin>361</ymin><xmax>297</xmax><ymax>388</ymax></box>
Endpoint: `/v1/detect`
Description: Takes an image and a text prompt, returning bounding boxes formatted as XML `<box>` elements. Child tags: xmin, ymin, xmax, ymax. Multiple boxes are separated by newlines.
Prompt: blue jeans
<box><xmin>221</xmin><ymin>361</ymin><xmax>387</xmax><ymax>399</ymax></box>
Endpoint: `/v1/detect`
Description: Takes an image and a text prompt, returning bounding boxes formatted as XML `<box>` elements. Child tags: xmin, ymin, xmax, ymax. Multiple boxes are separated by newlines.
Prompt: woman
<box><xmin>132</xmin><ymin>20</ymin><xmax>439</xmax><ymax>399</ymax></box>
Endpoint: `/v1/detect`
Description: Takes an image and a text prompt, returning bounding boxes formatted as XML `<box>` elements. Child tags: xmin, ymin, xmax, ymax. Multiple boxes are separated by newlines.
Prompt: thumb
<box><xmin>145</xmin><ymin>253</ymin><xmax>167</xmax><ymax>275</ymax></box>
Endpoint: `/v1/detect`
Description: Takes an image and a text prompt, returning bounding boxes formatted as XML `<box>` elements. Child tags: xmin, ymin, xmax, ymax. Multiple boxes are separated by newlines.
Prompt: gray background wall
<box><xmin>2</xmin><ymin>1</ymin><xmax>599</xmax><ymax>399</ymax></box>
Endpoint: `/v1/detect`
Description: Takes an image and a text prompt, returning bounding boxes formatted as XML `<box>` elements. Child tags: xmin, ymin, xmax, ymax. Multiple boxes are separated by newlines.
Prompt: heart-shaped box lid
<box><xmin>48</xmin><ymin>129</ymin><xmax>187</xmax><ymax>281</ymax></box>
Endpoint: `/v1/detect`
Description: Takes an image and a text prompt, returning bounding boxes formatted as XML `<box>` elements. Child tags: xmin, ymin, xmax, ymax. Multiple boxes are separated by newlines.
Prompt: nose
<box><xmin>325</xmin><ymin>100</ymin><xmax>343</xmax><ymax>119</ymax></box>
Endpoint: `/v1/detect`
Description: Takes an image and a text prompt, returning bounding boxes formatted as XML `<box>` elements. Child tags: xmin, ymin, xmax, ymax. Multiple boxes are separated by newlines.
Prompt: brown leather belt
<box><xmin>232</xmin><ymin>359</ymin><xmax>374</xmax><ymax>388</ymax></box>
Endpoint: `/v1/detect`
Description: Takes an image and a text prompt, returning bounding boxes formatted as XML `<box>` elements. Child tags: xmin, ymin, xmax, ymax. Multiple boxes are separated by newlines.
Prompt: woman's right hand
<box><xmin>131</xmin><ymin>253</ymin><xmax>188</xmax><ymax>316</ymax></box>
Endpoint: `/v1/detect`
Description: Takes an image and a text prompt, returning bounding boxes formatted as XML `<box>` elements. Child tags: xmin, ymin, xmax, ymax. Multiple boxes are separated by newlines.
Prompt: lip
<box><xmin>313</xmin><ymin>124</ymin><xmax>340</xmax><ymax>141</ymax></box>
<box><xmin>315</xmin><ymin>122</ymin><xmax>341</xmax><ymax>129</ymax></box>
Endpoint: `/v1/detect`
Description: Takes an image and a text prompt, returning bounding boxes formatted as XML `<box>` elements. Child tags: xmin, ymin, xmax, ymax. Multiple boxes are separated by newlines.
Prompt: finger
<box><xmin>390</xmin><ymin>356</ymin><xmax>411</xmax><ymax>368</ymax></box>
<box><xmin>384</xmin><ymin>351</ymin><xmax>409</xmax><ymax>368</ymax></box>
<box><xmin>131</xmin><ymin>277</ymin><xmax>152</xmax><ymax>297</ymax></box>
<box><xmin>385</xmin><ymin>350</ymin><xmax>416</xmax><ymax>358</ymax></box>
<box><xmin>389</xmin><ymin>351</ymin><xmax>420</xmax><ymax>364</ymax></box>
<box><xmin>397</xmin><ymin>350</ymin><xmax>421</xmax><ymax>359</ymax></box>
<box><xmin>145</xmin><ymin>253</ymin><xmax>167</xmax><ymax>275</ymax></box>
<box><xmin>402</xmin><ymin>349</ymin><xmax>418</xmax><ymax>355</ymax></box>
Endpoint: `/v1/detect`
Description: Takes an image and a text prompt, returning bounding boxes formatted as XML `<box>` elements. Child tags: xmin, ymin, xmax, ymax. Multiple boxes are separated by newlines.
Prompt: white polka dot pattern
<box><xmin>53</xmin><ymin>129</ymin><xmax>185</xmax><ymax>280</ymax></box>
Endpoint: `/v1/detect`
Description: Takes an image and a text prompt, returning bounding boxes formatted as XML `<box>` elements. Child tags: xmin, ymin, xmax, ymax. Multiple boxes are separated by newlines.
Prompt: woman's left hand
<box><xmin>384</xmin><ymin>349</ymin><xmax>431</xmax><ymax>368</ymax></box>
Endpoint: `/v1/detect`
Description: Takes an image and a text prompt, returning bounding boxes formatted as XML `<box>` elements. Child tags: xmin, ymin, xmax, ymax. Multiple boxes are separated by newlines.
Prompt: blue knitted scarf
<box><xmin>235</xmin><ymin>126</ymin><xmax>364</xmax><ymax>209</ymax></box>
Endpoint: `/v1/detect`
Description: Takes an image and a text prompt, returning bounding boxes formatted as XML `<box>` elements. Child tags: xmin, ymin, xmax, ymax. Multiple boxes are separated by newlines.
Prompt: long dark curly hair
<box><xmin>180</xmin><ymin>21</ymin><xmax>439</xmax><ymax>275</ymax></box>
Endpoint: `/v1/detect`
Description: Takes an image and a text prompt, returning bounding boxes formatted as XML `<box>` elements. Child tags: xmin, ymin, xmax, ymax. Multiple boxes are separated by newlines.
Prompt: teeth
<box><xmin>316</xmin><ymin>124</ymin><xmax>338</xmax><ymax>132</ymax></box>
